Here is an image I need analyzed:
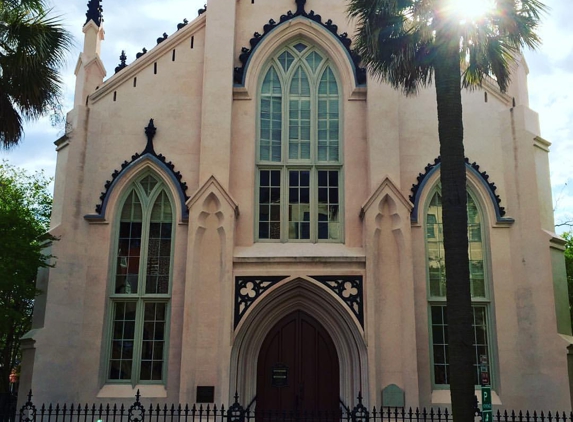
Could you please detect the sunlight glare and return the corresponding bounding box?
[445,0,496,22]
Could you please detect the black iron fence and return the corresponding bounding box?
[2,391,573,422]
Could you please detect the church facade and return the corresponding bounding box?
[20,0,572,412]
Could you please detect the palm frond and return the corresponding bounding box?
[0,93,24,148]
[0,0,72,147]
[348,0,436,94]
[348,0,546,94]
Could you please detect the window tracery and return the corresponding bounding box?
[256,41,343,242]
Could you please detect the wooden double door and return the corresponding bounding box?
[256,311,340,413]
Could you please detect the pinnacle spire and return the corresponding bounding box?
[295,0,306,15]
[115,51,127,74]
[85,0,103,27]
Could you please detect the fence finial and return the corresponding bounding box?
[351,391,369,422]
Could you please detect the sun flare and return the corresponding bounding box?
[445,0,496,22]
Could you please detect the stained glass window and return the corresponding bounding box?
[108,174,173,383]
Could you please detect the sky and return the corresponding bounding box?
[2,0,572,231]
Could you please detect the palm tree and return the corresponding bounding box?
[347,1,545,420]
[0,0,72,148]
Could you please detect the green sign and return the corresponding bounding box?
[482,385,493,421]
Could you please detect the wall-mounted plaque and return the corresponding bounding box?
[271,363,288,387]
[382,384,405,407]
[196,386,215,403]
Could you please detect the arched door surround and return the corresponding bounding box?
[230,276,368,408]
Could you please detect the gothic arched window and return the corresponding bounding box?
[426,188,493,386]
[106,173,173,383]
[256,41,343,242]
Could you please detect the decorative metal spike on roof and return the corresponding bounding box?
[177,19,189,31]
[143,119,157,155]
[156,33,168,45]
[136,48,147,59]
[114,51,127,74]
[85,0,103,27]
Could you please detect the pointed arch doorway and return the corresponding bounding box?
[256,310,340,413]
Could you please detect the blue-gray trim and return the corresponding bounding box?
[410,157,514,224]
[233,0,366,87]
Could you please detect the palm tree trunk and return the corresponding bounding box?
[434,25,476,422]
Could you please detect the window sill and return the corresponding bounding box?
[431,389,501,406]
[97,384,167,398]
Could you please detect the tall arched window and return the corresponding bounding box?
[256,41,342,242]
[426,188,492,386]
[106,173,173,383]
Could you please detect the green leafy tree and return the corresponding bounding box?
[347,1,545,420]
[562,232,573,328]
[0,162,54,394]
[0,0,73,148]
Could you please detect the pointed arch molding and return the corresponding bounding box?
[233,0,366,87]
[230,276,368,407]
[84,119,190,223]
[409,156,514,224]
[234,275,364,329]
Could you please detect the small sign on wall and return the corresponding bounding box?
[196,386,215,403]
[271,363,289,388]
[382,384,405,408]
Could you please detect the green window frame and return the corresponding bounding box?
[106,174,174,384]
[426,188,493,387]
[256,41,343,243]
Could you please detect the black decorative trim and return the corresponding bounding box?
[466,158,506,216]
[156,33,168,45]
[119,18,189,70]
[20,391,36,422]
[136,48,148,59]
[234,275,364,329]
[227,392,245,422]
[93,119,189,216]
[234,276,289,328]
[115,50,127,74]
[177,19,189,31]
[143,119,157,154]
[85,0,103,27]
[310,276,364,327]
[233,0,366,86]
[127,390,144,422]
[198,4,207,15]
[409,156,507,222]
[409,156,441,205]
